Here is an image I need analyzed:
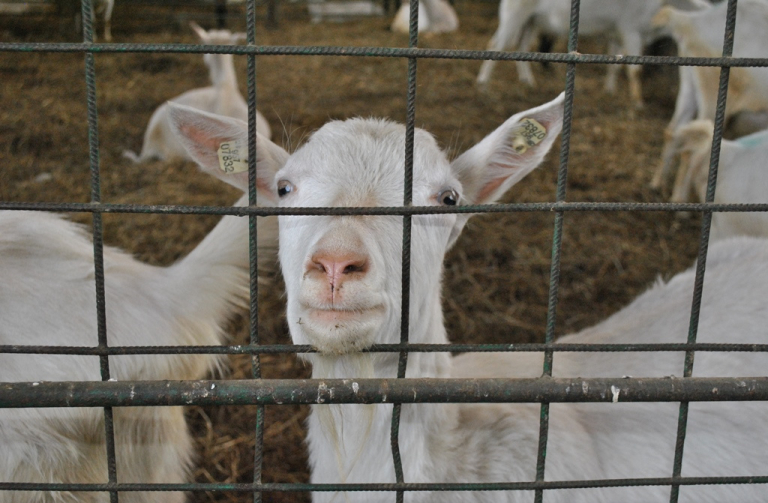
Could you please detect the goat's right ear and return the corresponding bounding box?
[167,103,288,206]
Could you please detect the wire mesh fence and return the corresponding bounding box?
[1,0,767,501]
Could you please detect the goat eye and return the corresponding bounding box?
[277,180,294,198]
[438,189,459,206]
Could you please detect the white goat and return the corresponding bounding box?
[476,0,709,109]
[0,112,283,503]
[390,0,459,34]
[123,22,271,163]
[651,0,768,190]
[177,93,768,502]
[660,119,768,240]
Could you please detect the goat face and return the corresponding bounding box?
[276,119,462,355]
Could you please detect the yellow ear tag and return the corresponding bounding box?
[217,139,249,174]
[511,118,548,154]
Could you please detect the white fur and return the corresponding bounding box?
[659,119,768,240]
[390,0,459,34]
[651,0,768,190]
[308,0,384,23]
[476,0,708,109]
[171,91,768,501]
[123,23,271,164]
[0,106,285,503]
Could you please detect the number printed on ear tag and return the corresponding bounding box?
[217,139,249,174]
[511,118,548,154]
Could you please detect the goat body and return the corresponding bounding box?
[661,119,768,240]
[124,23,271,164]
[0,110,282,502]
[308,0,384,24]
[390,0,459,34]
[177,94,768,502]
[651,0,768,190]
[476,0,708,109]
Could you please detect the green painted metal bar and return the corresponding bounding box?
[669,1,740,501]
[81,0,119,500]
[0,42,766,68]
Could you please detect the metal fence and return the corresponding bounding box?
[1,0,768,501]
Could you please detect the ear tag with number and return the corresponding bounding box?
[511,118,548,154]
[217,139,249,174]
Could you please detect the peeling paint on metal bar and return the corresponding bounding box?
[2,377,768,408]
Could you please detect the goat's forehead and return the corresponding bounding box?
[281,119,451,192]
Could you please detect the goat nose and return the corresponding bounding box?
[309,252,368,290]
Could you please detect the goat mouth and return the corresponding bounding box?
[307,306,384,325]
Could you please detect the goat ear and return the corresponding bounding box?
[167,102,288,206]
[451,93,565,205]
[189,21,208,41]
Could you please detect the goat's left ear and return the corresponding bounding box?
[167,102,288,206]
[451,93,565,205]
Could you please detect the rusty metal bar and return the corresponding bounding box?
[1,476,768,493]
[3,377,768,408]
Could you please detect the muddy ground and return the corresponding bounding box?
[0,2,709,502]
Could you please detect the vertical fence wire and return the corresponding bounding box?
[668,0,739,501]
[391,0,420,500]
[81,0,118,501]
[533,0,579,501]
[245,1,265,501]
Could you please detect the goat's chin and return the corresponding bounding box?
[299,312,383,355]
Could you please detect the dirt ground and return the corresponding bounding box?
[0,2,710,502]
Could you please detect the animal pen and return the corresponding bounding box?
[1,0,768,501]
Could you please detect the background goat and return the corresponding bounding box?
[661,119,768,241]
[123,22,271,163]
[0,115,283,503]
[651,0,768,191]
[390,0,459,34]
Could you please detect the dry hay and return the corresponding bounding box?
[0,2,707,502]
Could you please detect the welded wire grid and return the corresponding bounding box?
[2,0,768,501]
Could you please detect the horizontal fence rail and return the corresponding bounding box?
[4,201,768,216]
[0,41,768,68]
[3,378,768,408]
[4,342,768,355]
